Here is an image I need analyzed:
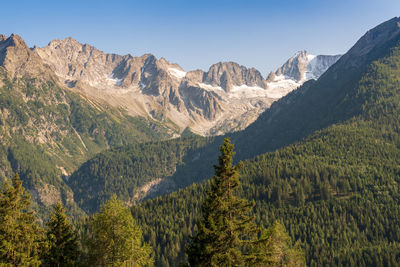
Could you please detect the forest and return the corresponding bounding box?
[0,139,304,266]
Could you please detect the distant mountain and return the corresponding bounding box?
[35,38,339,135]
[266,50,341,98]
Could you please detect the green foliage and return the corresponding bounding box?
[0,174,42,266]
[250,221,305,267]
[86,196,153,266]
[69,136,211,213]
[187,139,259,266]
[131,43,400,266]
[42,202,79,267]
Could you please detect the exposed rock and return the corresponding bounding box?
[265,50,341,99]
[203,62,265,91]
[0,34,54,79]
[0,35,340,136]
[36,183,61,206]
[275,50,341,82]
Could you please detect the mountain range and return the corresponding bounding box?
[1,13,400,267]
[33,37,340,135]
[0,31,340,216]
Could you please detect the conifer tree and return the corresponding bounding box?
[250,221,305,267]
[0,174,42,266]
[87,195,153,266]
[186,138,258,266]
[42,201,79,267]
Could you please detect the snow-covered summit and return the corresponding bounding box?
[265,51,341,98]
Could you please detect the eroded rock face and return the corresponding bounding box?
[0,34,54,79]
[33,37,277,135]
[1,34,340,136]
[203,62,266,92]
[275,50,341,82]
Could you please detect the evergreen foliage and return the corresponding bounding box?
[250,221,305,267]
[42,201,79,267]
[131,43,400,266]
[68,136,211,213]
[187,138,258,266]
[0,174,42,266]
[86,195,153,266]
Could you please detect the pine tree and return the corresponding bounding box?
[0,174,42,266]
[87,195,153,266]
[250,221,305,267]
[186,138,258,266]
[42,201,79,267]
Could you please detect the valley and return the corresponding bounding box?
[0,7,399,267]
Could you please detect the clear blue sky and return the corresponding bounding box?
[1,0,399,75]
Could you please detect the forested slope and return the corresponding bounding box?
[131,31,400,266]
[68,137,211,213]
[70,18,400,213]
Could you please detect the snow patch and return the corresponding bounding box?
[198,82,224,91]
[229,85,268,99]
[107,73,123,86]
[266,75,301,98]
[168,68,187,79]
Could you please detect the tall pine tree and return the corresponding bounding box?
[42,201,79,267]
[186,138,259,266]
[0,174,42,266]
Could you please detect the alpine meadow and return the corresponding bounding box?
[0,2,400,266]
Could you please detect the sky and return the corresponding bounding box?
[1,0,399,75]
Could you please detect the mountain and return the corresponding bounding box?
[0,32,339,216]
[129,17,400,266]
[266,50,341,98]
[68,16,400,215]
[0,34,172,217]
[35,39,339,135]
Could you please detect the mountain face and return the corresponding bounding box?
[0,34,173,217]
[35,38,339,135]
[140,16,400,194]
[0,34,55,80]
[233,17,400,159]
[274,50,341,81]
[266,50,341,98]
[133,17,400,267]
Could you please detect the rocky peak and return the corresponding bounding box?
[0,34,53,79]
[203,62,265,92]
[0,34,7,42]
[274,50,341,82]
[36,37,125,88]
[275,50,312,81]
